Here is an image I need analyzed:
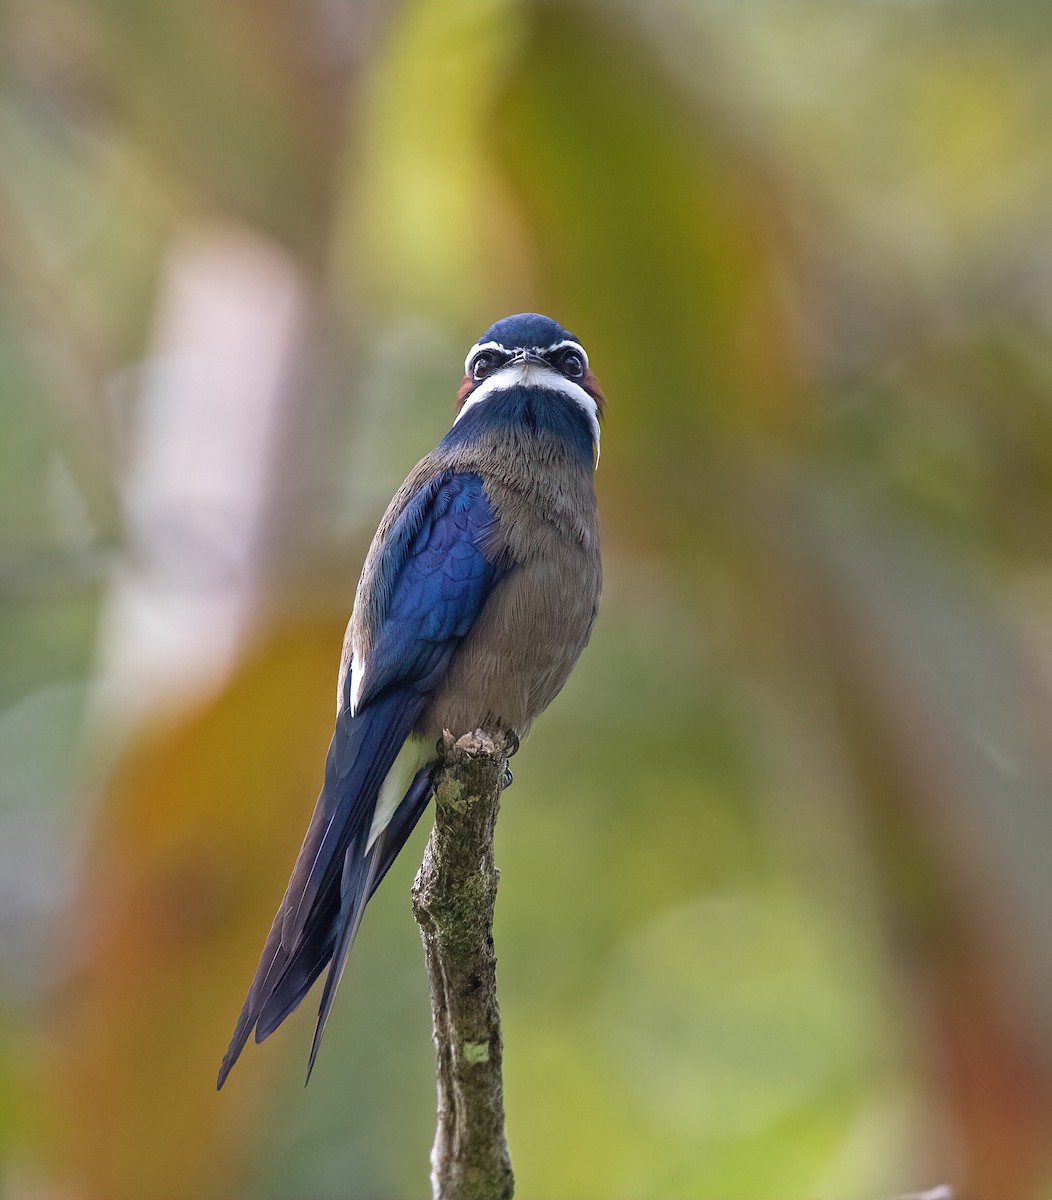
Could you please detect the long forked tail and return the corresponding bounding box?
[217,697,435,1088]
[301,763,435,1080]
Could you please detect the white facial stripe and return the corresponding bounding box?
[454,361,601,462]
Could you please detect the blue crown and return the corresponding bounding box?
[478,313,579,350]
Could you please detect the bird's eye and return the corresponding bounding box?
[560,349,585,379]
[472,351,499,380]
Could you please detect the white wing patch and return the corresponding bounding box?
[348,657,366,717]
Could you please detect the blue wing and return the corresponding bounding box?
[218,471,508,1087]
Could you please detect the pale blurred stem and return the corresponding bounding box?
[411,730,515,1200]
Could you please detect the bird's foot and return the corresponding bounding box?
[501,765,514,790]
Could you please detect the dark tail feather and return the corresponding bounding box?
[303,847,380,1083]
[304,764,437,1082]
[217,898,331,1087]
[252,892,342,1042]
[217,908,292,1088]
[217,759,436,1089]
[217,696,424,1090]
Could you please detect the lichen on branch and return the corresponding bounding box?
[411,729,515,1200]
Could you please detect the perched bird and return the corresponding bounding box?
[218,313,604,1087]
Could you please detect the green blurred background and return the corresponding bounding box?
[3,0,1052,1196]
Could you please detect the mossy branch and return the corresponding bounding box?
[411,730,515,1200]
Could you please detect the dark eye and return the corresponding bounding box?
[559,349,585,379]
[472,351,499,380]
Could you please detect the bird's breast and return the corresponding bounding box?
[417,443,601,741]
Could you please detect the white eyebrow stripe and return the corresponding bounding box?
[463,338,588,375]
[464,340,510,375]
[543,340,589,370]
[454,361,601,466]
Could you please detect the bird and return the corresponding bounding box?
[217,312,604,1087]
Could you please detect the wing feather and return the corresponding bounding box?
[218,472,507,1087]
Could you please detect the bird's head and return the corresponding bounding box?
[454,313,605,465]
